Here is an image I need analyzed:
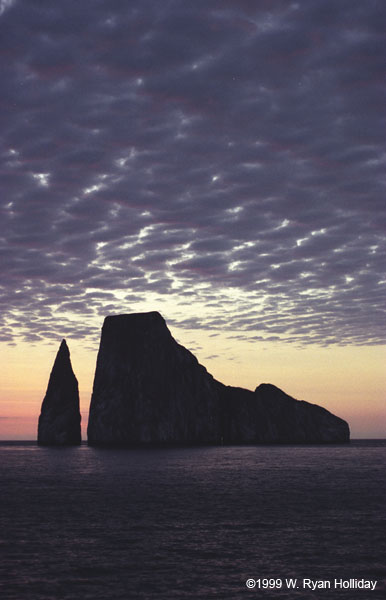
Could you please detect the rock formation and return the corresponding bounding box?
[88,312,222,445]
[221,383,349,444]
[87,312,349,445]
[38,339,81,445]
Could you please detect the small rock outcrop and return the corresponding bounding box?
[221,383,349,444]
[87,312,349,445]
[38,339,81,445]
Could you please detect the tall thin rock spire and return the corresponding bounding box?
[38,339,81,445]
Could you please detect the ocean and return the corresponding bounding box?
[0,440,385,599]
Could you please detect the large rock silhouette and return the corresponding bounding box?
[87,312,349,445]
[88,312,222,445]
[38,339,81,445]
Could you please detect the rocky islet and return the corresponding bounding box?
[38,312,350,445]
[37,339,81,445]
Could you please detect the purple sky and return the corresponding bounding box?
[1,0,385,348]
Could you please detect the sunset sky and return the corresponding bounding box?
[1,0,385,440]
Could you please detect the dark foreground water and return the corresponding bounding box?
[0,441,385,600]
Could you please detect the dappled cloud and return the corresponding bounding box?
[1,0,385,347]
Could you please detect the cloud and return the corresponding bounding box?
[0,0,385,347]
[0,0,14,17]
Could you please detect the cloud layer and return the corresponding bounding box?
[1,0,385,346]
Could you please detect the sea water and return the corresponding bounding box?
[0,441,385,599]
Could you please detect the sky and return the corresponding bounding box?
[1,0,385,439]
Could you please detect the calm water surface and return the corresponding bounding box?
[0,441,385,599]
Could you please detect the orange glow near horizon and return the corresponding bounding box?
[1,334,385,440]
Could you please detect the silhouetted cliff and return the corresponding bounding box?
[87,313,222,444]
[87,312,349,445]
